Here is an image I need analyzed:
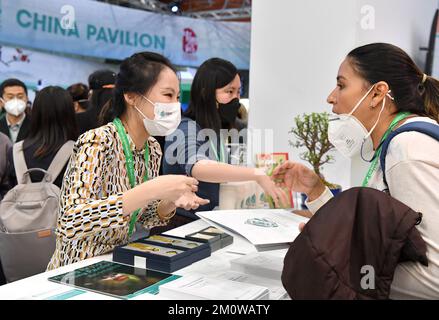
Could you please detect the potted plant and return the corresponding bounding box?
[289,112,342,208]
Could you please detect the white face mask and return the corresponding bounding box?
[328,85,393,160]
[134,95,181,136]
[3,98,26,117]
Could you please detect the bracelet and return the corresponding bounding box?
[158,200,177,221]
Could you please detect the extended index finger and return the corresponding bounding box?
[272,161,294,176]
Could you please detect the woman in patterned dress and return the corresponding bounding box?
[47,52,208,270]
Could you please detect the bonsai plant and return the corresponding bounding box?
[289,112,341,204]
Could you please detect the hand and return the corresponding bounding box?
[255,173,290,208]
[271,161,325,202]
[173,192,210,211]
[150,175,199,202]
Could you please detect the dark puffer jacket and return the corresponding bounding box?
[282,187,428,300]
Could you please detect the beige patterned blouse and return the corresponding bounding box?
[47,122,170,270]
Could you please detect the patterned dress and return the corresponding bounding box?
[47,122,171,270]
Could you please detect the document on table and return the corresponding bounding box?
[211,271,289,300]
[196,209,309,250]
[159,274,269,300]
[16,286,117,300]
[230,252,285,281]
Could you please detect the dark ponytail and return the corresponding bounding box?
[347,43,439,122]
[422,75,439,122]
[99,52,176,124]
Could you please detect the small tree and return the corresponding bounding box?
[289,112,337,188]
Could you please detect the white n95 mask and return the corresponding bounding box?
[328,85,392,160]
[3,98,27,117]
[134,95,181,136]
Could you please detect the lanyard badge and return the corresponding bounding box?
[113,118,149,238]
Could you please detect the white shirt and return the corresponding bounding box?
[306,116,439,299]
[6,113,25,143]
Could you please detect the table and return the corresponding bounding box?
[0,219,292,300]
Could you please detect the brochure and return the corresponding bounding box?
[196,209,309,251]
[48,260,180,299]
[159,274,269,300]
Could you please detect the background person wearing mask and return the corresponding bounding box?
[273,43,439,299]
[47,52,208,270]
[159,57,288,232]
[0,79,31,143]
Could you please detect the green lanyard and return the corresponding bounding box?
[113,118,149,238]
[210,140,226,163]
[362,112,411,187]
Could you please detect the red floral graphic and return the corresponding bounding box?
[183,28,198,54]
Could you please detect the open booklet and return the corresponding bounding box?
[196,209,309,251]
[48,260,181,300]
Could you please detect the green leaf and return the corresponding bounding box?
[289,112,336,186]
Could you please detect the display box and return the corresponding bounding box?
[112,234,211,273]
[185,231,222,252]
[185,227,233,252]
[198,227,234,248]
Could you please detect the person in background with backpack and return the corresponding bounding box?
[273,43,439,299]
[6,86,78,189]
[0,86,78,284]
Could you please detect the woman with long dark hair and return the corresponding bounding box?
[47,52,208,270]
[274,43,439,299]
[7,86,78,188]
[161,58,288,230]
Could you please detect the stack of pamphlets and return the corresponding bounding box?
[159,274,269,300]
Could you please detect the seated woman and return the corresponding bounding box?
[161,58,288,230]
[7,86,78,189]
[47,52,207,270]
[273,43,439,299]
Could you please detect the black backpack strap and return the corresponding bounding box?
[380,121,439,187]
